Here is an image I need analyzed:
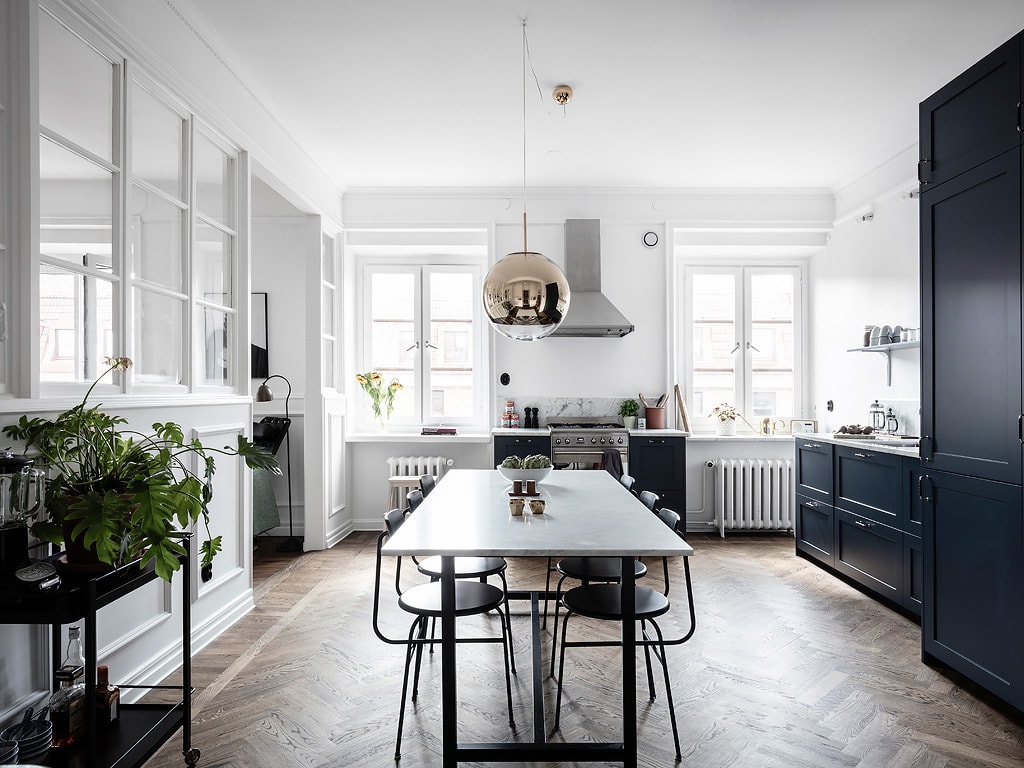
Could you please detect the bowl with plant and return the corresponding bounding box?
[496,454,553,483]
[2,357,279,581]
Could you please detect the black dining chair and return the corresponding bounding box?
[406,488,424,511]
[372,508,516,760]
[638,489,661,512]
[619,473,637,495]
[419,474,436,497]
[552,506,695,761]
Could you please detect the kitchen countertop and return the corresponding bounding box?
[628,428,689,436]
[491,427,690,437]
[794,432,920,458]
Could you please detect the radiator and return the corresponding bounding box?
[712,458,794,537]
[386,455,454,479]
[385,456,454,511]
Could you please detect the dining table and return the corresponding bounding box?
[380,468,695,767]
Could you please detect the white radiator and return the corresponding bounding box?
[712,458,794,537]
[385,456,454,511]
[386,455,454,479]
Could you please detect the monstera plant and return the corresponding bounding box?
[2,357,278,580]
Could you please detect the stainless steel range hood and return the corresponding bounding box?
[551,219,635,337]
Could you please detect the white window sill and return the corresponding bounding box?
[346,431,492,443]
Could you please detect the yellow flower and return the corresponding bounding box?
[389,382,402,393]
[355,374,367,386]
[370,372,383,383]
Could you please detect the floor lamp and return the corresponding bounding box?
[256,374,302,553]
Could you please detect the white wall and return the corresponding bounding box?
[809,153,921,434]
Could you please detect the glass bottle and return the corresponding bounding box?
[64,625,86,685]
[49,666,86,749]
[96,664,120,727]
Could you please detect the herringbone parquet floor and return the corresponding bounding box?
[143,533,1024,767]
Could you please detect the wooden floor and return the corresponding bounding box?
[144,533,1024,767]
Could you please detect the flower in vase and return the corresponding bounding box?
[356,370,403,426]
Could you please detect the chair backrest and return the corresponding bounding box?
[407,488,424,511]
[639,490,660,512]
[619,474,636,492]
[657,506,681,534]
[384,508,406,536]
[419,474,436,497]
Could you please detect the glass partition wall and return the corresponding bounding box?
[37,8,240,393]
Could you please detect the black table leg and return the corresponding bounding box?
[621,555,638,768]
[441,556,458,768]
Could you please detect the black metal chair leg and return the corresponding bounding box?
[641,619,657,701]
[553,610,573,731]
[395,618,422,760]
[498,600,516,728]
[498,570,516,675]
[650,618,681,761]
[542,557,553,629]
[411,615,429,701]
[549,573,570,678]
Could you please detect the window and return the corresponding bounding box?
[359,262,483,428]
[682,264,804,428]
[37,10,241,392]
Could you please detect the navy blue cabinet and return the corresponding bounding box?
[919,31,1024,713]
[628,435,686,512]
[918,33,1022,190]
[795,441,922,618]
[921,471,1024,710]
[493,434,551,466]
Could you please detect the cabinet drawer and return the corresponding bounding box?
[835,508,901,602]
[795,494,834,568]
[834,445,902,527]
[629,437,686,491]
[795,439,833,504]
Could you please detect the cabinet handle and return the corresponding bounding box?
[1018,414,1022,444]
[1018,102,1022,133]
[853,519,874,529]
[804,501,818,508]
[801,442,821,450]
[918,474,933,502]
[853,452,873,459]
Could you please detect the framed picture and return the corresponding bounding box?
[791,419,817,434]
[252,292,269,379]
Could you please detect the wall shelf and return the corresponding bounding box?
[847,341,920,386]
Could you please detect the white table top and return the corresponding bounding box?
[382,469,695,558]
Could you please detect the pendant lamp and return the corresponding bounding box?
[482,21,570,341]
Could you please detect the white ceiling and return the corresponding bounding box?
[178,0,1024,192]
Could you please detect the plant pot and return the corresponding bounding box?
[622,416,637,429]
[60,518,115,574]
[715,418,736,436]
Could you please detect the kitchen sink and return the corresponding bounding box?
[859,435,919,447]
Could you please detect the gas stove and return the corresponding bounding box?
[548,417,629,452]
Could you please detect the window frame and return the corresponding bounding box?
[356,255,485,432]
[680,260,807,431]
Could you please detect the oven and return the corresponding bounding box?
[549,418,629,473]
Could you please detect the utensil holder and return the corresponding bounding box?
[645,407,665,429]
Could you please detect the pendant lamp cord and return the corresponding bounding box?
[521,19,528,255]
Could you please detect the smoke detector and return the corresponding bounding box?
[552,85,573,106]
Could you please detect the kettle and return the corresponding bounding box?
[0,452,46,572]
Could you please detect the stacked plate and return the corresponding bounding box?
[0,739,17,763]
[0,718,51,763]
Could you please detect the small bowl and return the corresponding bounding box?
[496,465,553,484]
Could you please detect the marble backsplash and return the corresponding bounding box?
[495,396,628,426]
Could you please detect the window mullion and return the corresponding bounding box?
[416,267,428,423]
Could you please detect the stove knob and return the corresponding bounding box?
[617,437,625,444]
[599,437,607,444]
[554,438,562,445]
[591,437,598,444]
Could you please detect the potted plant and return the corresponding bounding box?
[1,357,278,581]
[618,398,640,429]
[709,403,738,436]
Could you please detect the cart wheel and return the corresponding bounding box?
[184,747,201,765]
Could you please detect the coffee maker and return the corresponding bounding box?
[0,451,45,573]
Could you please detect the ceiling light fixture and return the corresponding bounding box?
[552,84,573,106]
[482,20,570,341]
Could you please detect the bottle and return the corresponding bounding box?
[96,664,120,727]
[64,625,86,685]
[49,666,86,749]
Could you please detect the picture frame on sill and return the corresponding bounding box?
[791,419,817,434]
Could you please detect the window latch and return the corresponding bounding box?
[424,341,438,350]
[405,342,420,352]
[746,341,760,352]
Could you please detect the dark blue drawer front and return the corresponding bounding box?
[834,446,902,526]
[835,508,902,601]
[795,493,834,568]
[795,440,833,504]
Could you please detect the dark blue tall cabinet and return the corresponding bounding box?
[918,30,1024,711]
